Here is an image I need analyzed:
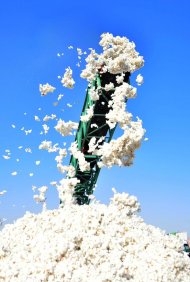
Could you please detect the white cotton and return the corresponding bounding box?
[116,73,125,84]
[25,129,32,135]
[18,146,23,149]
[0,191,189,282]
[80,105,94,122]
[50,181,57,186]
[89,87,100,101]
[0,190,7,196]
[91,123,98,128]
[39,141,59,153]
[39,83,56,96]
[69,142,90,172]
[57,164,76,177]
[81,33,144,82]
[57,94,64,101]
[42,124,49,135]
[11,124,16,128]
[34,115,40,122]
[67,103,72,108]
[32,186,37,192]
[43,114,56,122]
[55,119,78,136]
[29,173,34,177]
[55,148,67,167]
[136,74,144,86]
[33,186,48,211]
[77,48,83,56]
[2,155,10,160]
[61,67,75,89]
[104,82,114,91]
[16,159,20,162]
[105,83,136,130]
[25,148,32,153]
[11,171,17,176]
[97,119,145,168]
[56,177,79,205]
[68,45,73,49]
[35,160,40,166]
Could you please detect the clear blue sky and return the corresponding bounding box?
[0,0,189,235]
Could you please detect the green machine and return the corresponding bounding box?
[70,71,130,205]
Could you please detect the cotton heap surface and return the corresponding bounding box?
[0,192,190,282]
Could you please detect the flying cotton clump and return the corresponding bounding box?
[81,32,144,82]
[55,119,78,136]
[2,155,10,160]
[39,83,56,96]
[34,115,40,122]
[136,74,144,86]
[97,119,145,168]
[43,114,57,122]
[33,185,48,211]
[42,124,49,135]
[0,190,7,196]
[39,141,59,153]
[61,67,75,88]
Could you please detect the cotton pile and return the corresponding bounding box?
[0,192,190,282]
[1,32,189,282]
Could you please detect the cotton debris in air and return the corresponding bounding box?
[39,83,56,96]
[61,67,75,88]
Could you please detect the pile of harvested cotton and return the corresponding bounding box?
[0,192,189,282]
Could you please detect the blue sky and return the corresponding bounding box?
[0,0,190,235]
